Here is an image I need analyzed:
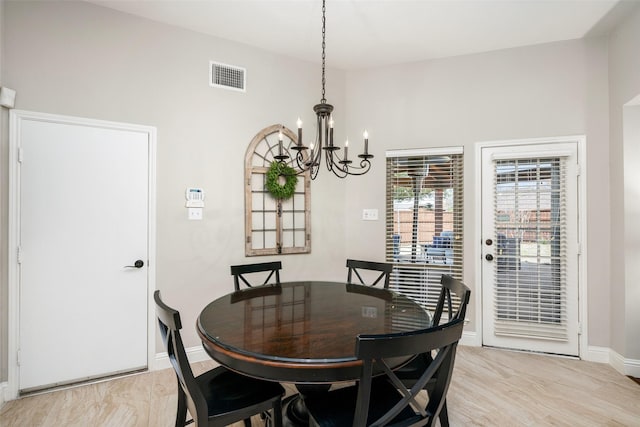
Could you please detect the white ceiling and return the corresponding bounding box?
[86,0,625,70]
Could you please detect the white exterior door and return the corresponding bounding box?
[11,111,155,392]
[481,140,580,356]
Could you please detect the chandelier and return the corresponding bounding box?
[278,0,372,179]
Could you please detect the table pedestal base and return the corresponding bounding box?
[282,384,331,427]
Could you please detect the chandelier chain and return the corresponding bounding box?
[321,0,326,103]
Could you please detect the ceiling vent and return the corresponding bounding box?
[210,61,246,92]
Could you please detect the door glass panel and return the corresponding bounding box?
[494,157,567,339]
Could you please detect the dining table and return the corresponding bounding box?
[197,280,432,426]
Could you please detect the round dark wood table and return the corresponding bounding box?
[197,281,432,425]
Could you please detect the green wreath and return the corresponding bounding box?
[266,162,298,200]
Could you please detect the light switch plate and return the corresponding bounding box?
[0,87,16,108]
[188,208,203,220]
[362,209,378,221]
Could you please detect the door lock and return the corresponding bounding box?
[485,254,494,261]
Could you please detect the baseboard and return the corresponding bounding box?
[584,345,610,364]
[460,330,480,347]
[1,381,8,409]
[153,346,214,371]
[609,349,640,377]
[584,346,640,377]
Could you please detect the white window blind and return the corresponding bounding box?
[385,149,464,312]
[492,156,568,341]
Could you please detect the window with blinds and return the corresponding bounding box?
[385,148,464,312]
[493,156,567,340]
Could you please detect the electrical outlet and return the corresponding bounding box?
[362,209,379,221]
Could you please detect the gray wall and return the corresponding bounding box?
[609,4,640,360]
[2,0,640,382]
[0,0,350,381]
[342,38,612,346]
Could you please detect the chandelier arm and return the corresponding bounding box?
[348,159,373,176]
[325,149,339,173]
[310,161,320,180]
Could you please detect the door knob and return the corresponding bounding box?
[485,254,494,261]
[486,239,493,246]
[125,260,144,268]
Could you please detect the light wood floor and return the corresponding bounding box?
[1,345,639,426]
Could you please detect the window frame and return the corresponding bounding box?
[385,147,464,311]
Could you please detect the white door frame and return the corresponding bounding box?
[474,135,587,358]
[6,110,157,400]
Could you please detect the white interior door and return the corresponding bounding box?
[481,141,580,356]
[14,111,154,392]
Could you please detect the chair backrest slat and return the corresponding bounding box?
[230,261,282,290]
[432,274,471,326]
[346,259,393,289]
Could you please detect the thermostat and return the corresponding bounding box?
[185,187,205,208]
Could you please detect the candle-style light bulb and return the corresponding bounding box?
[309,142,315,164]
[344,140,349,160]
[363,130,369,155]
[296,118,303,147]
[329,116,334,147]
[278,130,283,156]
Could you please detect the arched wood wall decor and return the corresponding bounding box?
[245,124,311,256]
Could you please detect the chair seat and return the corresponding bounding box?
[305,378,419,426]
[198,367,285,417]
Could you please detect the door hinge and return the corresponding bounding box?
[17,246,23,264]
[17,349,21,366]
[18,147,24,163]
[577,322,583,335]
[246,236,251,244]
[576,164,581,177]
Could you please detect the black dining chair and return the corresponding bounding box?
[395,274,471,427]
[304,318,465,427]
[230,261,282,291]
[346,259,393,289]
[154,290,285,427]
